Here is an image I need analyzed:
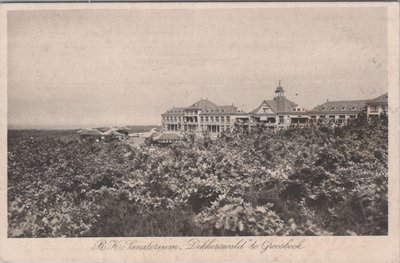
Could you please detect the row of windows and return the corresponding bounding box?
[163,116,231,122]
[164,125,231,132]
[320,105,360,111]
[309,115,356,119]
[165,114,362,123]
[369,105,388,112]
[202,109,242,113]
[163,116,183,122]
[168,108,243,114]
[185,110,198,115]
[201,116,231,122]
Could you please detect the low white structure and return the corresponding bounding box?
[366,93,388,118]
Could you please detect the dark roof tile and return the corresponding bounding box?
[367,93,388,105]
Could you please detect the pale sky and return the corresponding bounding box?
[8,6,388,129]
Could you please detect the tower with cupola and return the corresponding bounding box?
[274,80,285,98]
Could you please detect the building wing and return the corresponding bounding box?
[310,100,368,115]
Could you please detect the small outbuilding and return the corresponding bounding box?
[103,128,125,142]
[143,130,162,145]
[116,126,132,136]
[153,133,181,145]
[78,129,104,142]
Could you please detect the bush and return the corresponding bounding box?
[8,117,388,236]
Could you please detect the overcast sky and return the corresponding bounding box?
[8,6,388,129]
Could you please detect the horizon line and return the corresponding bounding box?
[7,124,162,130]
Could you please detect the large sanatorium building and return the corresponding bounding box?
[161,82,388,134]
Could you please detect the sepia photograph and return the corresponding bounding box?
[5,4,392,240]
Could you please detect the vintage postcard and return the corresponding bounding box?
[0,2,399,263]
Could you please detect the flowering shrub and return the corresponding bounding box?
[8,116,388,236]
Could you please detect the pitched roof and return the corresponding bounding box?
[79,129,104,136]
[103,128,124,136]
[250,97,299,114]
[143,131,161,139]
[367,93,388,105]
[162,107,185,116]
[201,105,243,114]
[96,126,114,132]
[154,133,181,141]
[163,99,246,115]
[187,99,218,110]
[116,126,132,131]
[310,100,368,114]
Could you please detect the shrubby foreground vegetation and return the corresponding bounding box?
[8,115,388,237]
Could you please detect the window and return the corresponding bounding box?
[200,116,204,122]
[210,116,214,122]
[205,116,209,122]
[216,116,219,122]
[279,116,284,124]
[226,116,230,122]
[370,106,378,112]
[263,107,269,113]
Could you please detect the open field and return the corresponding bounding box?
[7,117,388,237]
